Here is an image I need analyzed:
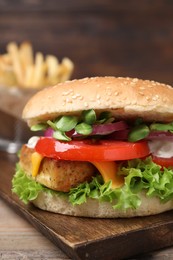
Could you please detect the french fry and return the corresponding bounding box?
[0,41,74,88]
[19,41,34,71]
[47,57,74,85]
[32,52,45,87]
[58,58,74,82]
[7,42,24,86]
[46,55,59,85]
[0,54,11,70]
[0,70,17,86]
[46,55,59,77]
[24,65,34,87]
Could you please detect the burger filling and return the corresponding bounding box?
[12,109,173,210]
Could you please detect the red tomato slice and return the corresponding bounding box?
[152,155,173,168]
[35,137,150,161]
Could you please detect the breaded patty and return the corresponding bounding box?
[20,145,96,192]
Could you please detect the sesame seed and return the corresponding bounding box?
[82,80,89,84]
[155,82,161,86]
[71,93,82,99]
[152,95,159,101]
[151,80,157,85]
[66,98,72,103]
[66,80,71,83]
[132,78,138,82]
[83,77,89,80]
[139,91,144,96]
[105,81,111,84]
[139,86,145,90]
[62,89,73,96]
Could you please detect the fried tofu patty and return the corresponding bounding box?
[20,145,96,192]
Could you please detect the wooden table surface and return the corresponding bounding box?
[1,195,173,260]
[0,197,69,260]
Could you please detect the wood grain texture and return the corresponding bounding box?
[0,1,173,85]
[1,149,173,259]
[0,198,69,260]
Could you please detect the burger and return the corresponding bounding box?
[12,76,173,218]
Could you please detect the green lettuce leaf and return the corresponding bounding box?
[12,157,173,210]
[12,164,62,204]
[12,164,43,204]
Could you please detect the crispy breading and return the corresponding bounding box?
[19,145,96,192]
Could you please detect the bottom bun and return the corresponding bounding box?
[32,191,173,218]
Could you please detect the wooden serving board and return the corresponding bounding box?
[1,151,173,260]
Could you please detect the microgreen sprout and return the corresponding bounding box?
[36,109,114,141]
[30,111,173,143]
[54,116,78,132]
[82,109,97,125]
[150,122,173,133]
[128,125,150,142]
[53,130,71,141]
[75,122,93,135]
[98,111,112,123]
[31,123,47,131]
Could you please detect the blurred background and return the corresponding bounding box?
[1,1,173,258]
[0,0,173,85]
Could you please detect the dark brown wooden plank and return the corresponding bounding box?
[0,0,172,13]
[1,149,173,259]
[0,1,173,84]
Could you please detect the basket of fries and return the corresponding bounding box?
[0,41,74,117]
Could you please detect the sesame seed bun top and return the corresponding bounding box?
[22,76,173,126]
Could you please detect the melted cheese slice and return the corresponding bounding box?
[31,152,44,177]
[31,152,124,189]
[92,161,124,189]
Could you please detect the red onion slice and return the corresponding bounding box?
[44,128,54,137]
[71,120,129,138]
[91,121,129,135]
[45,121,129,139]
[147,131,173,140]
[107,129,129,140]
